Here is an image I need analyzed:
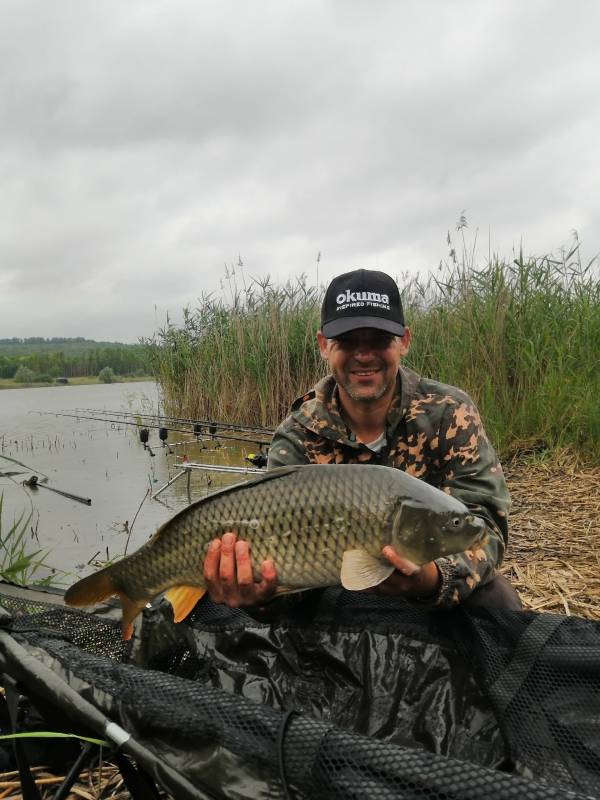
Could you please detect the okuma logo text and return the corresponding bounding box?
[335,289,390,312]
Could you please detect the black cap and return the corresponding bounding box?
[320,268,405,338]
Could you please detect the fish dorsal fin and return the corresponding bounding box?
[164,585,206,623]
[341,550,395,591]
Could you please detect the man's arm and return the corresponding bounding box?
[377,550,442,599]
[430,396,510,607]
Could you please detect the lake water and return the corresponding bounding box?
[0,381,264,587]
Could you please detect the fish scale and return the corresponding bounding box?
[153,466,389,594]
[65,464,487,638]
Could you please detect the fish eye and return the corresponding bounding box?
[451,517,461,527]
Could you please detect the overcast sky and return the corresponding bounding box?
[0,1,598,342]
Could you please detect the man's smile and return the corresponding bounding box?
[348,365,382,377]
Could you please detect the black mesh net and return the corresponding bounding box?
[0,588,599,800]
[456,608,600,796]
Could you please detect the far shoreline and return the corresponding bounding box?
[0,375,154,390]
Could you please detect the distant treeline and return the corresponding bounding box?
[0,337,88,344]
[146,236,600,459]
[0,337,137,354]
[0,340,151,379]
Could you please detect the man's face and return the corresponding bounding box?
[317,327,410,404]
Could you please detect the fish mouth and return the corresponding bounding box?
[470,517,488,547]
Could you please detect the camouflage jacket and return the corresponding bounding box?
[267,366,510,608]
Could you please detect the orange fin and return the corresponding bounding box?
[119,593,147,641]
[64,570,147,641]
[65,569,117,607]
[122,622,134,641]
[164,585,206,623]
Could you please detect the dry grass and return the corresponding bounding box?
[0,762,171,799]
[502,449,600,619]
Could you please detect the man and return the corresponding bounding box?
[204,268,519,610]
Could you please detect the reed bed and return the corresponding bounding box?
[146,275,325,428]
[146,239,600,458]
[402,244,600,459]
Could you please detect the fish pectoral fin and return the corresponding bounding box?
[164,585,206,623]
[341,550,396,591]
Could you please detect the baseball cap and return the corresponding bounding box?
[320,268,405,338]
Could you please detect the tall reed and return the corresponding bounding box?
[145,240,600,457]
[402,244,600,456]
[146,275,325,428]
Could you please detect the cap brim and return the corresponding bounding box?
[321,316,405,338]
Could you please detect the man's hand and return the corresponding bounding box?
[203,531,278,607]
[375,546,441,600]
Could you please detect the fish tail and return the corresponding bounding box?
[64,569,118,607]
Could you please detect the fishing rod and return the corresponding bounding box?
[33,411,272,447]
[23,475,92,505]
[71,408,275,436]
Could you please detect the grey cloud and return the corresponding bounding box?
[0,0,599,341]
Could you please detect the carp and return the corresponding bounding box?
[65,464,487,638]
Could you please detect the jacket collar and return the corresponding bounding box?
[290,364,420,445]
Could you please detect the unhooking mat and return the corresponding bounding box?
[0,584,599,799]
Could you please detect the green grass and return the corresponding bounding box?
[0,494,54,585]
[402,245,600,457]
[145,238,600,459]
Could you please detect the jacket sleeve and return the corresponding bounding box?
[431,396,510,608]
[267,418,311,468]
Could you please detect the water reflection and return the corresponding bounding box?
[0,382,266,585]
